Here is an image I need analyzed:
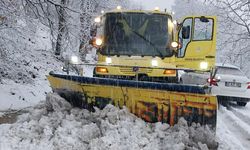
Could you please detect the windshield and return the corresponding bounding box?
[101,12,173,57]
[217,67,244,76]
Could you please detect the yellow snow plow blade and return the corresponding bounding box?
[47,72,217,128]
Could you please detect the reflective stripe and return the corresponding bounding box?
[49,72,206,94]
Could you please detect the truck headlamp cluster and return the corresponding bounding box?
[173,20,177,25]
[151,59,158,67]
[200,62,208,70]
[171,42,178,48]
[95,38,103,46]
[163,69,176,75]
[94,17,101,23]
[96,67,108,73]
[117,6,122,10]
[106,57,112,64]
[154,7,160,11]
[71,55,79,64]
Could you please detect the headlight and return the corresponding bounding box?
[71,55,79,64]
[151,59,158,67]
[95,38,103,46]
[154,7,160,11]
[200,62,208,70]
[117,6,122,10]
[106,57,112,64]
[173,20,177,25]
[163,69,176,75]
[94,17,101,23]
[171,42,178,48]
[96,67,108,73]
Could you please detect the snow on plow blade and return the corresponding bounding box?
[47,72,217,128]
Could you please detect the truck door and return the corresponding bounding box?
[175,16,217,71]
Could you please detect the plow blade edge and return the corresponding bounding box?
[47,72,217,128]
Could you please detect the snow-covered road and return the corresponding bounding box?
[0,93,250,150]
[0,93,218,150]
[217,103,250,150]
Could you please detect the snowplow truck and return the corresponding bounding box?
[48,8,217,128]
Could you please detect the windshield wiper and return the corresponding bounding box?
[130,30,164,58]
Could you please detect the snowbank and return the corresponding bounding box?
[0,93,218,150]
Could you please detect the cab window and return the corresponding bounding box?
[193,18,213,41]
[178,18,192,57]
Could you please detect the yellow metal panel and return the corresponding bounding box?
[174,16,217,71]
[47,75,217,127]
[96,55,177,77]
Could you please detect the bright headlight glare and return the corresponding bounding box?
[171,42,178,48]
[94,17,101,23]
[154,7,160,11]
[173,20,177,25]
[106,57,112,64]
[95,38,103,46]
[117,6,122,10]
[71,56,79,64]
[200,62,208,70]
[151,59,158,67]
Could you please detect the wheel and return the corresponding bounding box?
[237,102,247,106]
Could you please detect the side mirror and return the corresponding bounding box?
[200,16,209,23]
[182,26,190,39]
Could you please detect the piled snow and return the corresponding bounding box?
[0,93,218,150]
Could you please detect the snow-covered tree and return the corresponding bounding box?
[172,0,216,19]
[208,0,250,75]
[79,0,133,57]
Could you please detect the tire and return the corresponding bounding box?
[237,102,247,106]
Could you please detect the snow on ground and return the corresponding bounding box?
[0,76,53,110]
[0,21,64,111]
[1,21,250,149]
[0,93,218,150]
[0,49,63,111]
[217,103,250,150]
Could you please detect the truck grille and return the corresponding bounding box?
[119,67,153,75]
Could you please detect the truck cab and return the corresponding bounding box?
[90,8,216,83]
